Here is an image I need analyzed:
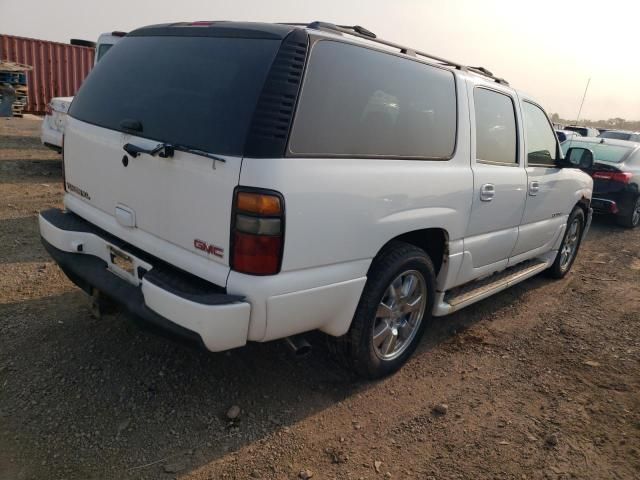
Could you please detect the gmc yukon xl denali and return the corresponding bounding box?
[39,21,594,378]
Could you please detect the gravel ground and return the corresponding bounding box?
[1,117,639,480]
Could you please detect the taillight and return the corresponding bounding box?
[45,103,53,115]
[61,134,67,191]
[592,171,632,184]
[231,189,284,275]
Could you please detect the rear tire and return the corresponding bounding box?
[548,208,585,279]
[616,196,640,228]
[331,241,436,379]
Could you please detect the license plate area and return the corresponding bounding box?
[108,246,138,284]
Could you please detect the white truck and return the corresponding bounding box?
[40,32,125,152]
[39,21,594,378]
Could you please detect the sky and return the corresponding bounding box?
[1,0,639,121]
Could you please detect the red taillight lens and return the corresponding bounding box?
[592,171,632,184]
[232,232,282,275]
[45,103,53,115]
[231,189,284,275]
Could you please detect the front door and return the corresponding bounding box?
[510,100,567,263]
[457,85,527,286]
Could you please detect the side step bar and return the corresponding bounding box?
[433,259,550,316]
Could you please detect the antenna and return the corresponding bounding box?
[574,77,591,127]
[566,77,591,151]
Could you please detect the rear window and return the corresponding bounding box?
[599,131,632,141]
[474,88,518,165]
[564,126,587,136]
[69,36,280,156]
[289,40,457,159]
[95,43,113,62]
[561,141,632,163]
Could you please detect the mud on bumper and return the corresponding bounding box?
[39,209,251,352]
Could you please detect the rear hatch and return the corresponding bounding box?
[64,27,282,272]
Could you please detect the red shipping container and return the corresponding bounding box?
[0,34,94,115]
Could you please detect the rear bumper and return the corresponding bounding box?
[39,209,251,352]
[592,192,636,217]
[591,197,619,214]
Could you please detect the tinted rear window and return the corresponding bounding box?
[289,41,457,158]
[599,131,632,141]
[69,36,279,155]
[561,141,632,163]
[474,88,517,164]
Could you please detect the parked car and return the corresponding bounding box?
[40,31,125,152]
[564,125,600,137]
[561,138,640,227]
[555,129,582,144]
[597,130,640,142]
[39,21,594,378]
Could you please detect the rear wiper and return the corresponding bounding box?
[123,142,226,166]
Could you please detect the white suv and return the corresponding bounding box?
[39,21,594,378]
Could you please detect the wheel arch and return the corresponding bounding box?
[374,228,449,276]
[576,195,590,217]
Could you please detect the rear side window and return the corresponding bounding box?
[522,102,558,166]
[289,41,457,158]
[69,36,280,155]
[473,88,518,165]
[95,43,113,62]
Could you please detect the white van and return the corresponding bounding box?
[39,21,593,377]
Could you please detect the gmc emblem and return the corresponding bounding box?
[194,239,224,258]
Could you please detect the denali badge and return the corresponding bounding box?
[66,182,91,200]
[194,239,224,258]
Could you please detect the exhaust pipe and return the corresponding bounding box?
[284,336,312,358]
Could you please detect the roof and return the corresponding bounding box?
[127,20,509,86]
[128,21,294,40]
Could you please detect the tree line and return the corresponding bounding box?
[550,113,640,131]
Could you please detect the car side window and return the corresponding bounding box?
[289,40,457,159]
[474,88,518,165]
[522,102,558,166]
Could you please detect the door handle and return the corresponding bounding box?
[480,183,495,202]
[529,180,540,196]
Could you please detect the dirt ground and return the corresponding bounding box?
[0,117,639,480]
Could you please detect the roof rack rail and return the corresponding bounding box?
[284,21,509,86]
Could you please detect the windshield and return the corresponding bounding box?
[564,126,587,136]
[561,141,633,163]
[69,35,279,156]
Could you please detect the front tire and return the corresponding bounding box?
[548,207,585,279]
[336,241,436,379]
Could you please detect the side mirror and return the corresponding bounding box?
[561,147,594,170]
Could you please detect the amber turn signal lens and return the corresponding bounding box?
[236,192,281,216]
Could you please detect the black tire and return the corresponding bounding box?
[548,207,585,279]
[330,241,436,379]
[616,196,640,229]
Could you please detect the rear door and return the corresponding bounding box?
[64,32,281,275]
[457,84,526,285]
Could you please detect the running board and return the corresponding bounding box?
[434,259,550,316]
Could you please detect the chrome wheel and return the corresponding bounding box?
[559,217,581,271]
[372,270,427,361]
